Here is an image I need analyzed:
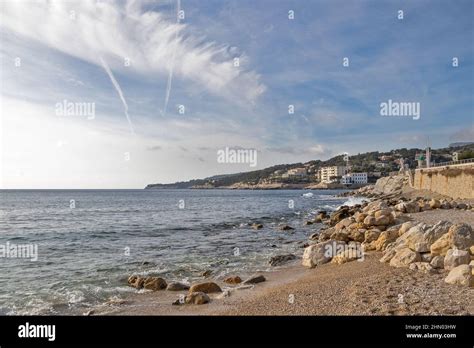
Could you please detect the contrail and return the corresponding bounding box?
[99,56,135,135]
[162,0,181,117]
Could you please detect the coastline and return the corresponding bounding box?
[90,208,474,316]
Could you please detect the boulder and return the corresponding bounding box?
[331,248,363,264]
[429,199,441,209]
[363,215,377,226]
[304,220,314,226]
[330,208,351,225]
[375,228,400,251]
[330,230,350,243]
[223,276,242,285]
[389,248,421,268]
[380,248,397,263]
[242,275,266,284]
[430,255,445,269]
[364,229,381,243]
[269,254,296,266]
[348,229,365,243]
[420,253,432,263]
[302,240,346,268]
[398,221,417,236]
[166,282,190,291]
[127,275,145,289]
[251,223,263,230]
[189,282,222,294]
[143,277,167,291]
[373,215,391,226]
[185,292,210,305]
[398,224,430,252]
[430,223,474,256]
[444,265,473,287]
[444,249,470,270]
[354,212,367,223]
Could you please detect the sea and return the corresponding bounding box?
[0,189,366,315]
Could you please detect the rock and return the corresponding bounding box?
[201,270,213,277]
[429,199,441,209]
[166,282,190,291]
[143,277,167,291]
[440,200,451,209]
[444,265,473,287]
[185,292,210,305]
[302,240,346,268]
[330,230,350,242]
[317,227,334,241]
[420,253,432,262]
[424,221,452,245]
[309,232,319,241]
[251,223,263,230]
[470,245,474,255]
[316,211,328,220]
[223,276,242,284]
[389,248,421,268]
[363,215,377,226]
[373,215,391,226]
[331,248,363,264]
[354,212,367,223]
[398,224,430,252]
[450,201,458,209]
[364,229,381,243]
[409,262,435,273]
[279,224,294,231]
[380,248,397,263]
[189,282,222,294]
[330,208,351,225]
[304,220,314,226]
[375,228,399,251]
[242,275,266,284]
[449,223,474,250]
[269,254,296,266]
[444,249,470,270]
[430,223,474,256]
[348,229,365,243]
[430,255,445,269]
[399,221,417,236]
[127,275,145,289]
[457,203,468,209]
[374,209,393,218]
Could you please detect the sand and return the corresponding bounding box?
[93,252,473,316]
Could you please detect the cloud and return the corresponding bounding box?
[0,0,265,104]
[449,127,474,142]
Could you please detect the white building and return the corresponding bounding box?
[319,166,347,183]
[341,172,368,185]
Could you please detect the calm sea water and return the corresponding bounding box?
[0,189,356,315]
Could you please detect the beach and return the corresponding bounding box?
[93,208,474,316]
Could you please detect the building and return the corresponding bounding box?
[341,172,368,185]
[319,166,347,183]
[287,167,307,177]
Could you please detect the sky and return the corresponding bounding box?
[0,0,473,189]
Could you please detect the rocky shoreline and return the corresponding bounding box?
[89,180,473,315]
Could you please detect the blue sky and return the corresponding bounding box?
[0,0,473,188]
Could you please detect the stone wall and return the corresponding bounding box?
[413,164,474,199]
